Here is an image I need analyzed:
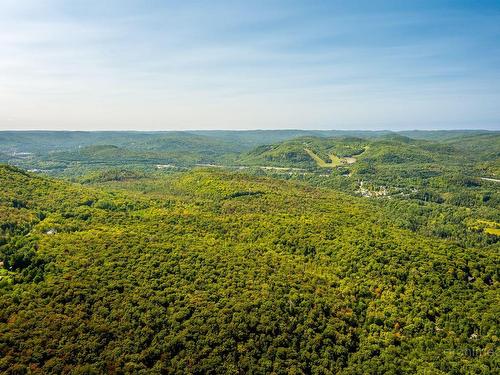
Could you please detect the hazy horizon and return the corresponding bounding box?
[1,1,500,131]
[0,128,499,133]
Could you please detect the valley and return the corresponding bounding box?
[0,130,498,374]
[2,1,499,373]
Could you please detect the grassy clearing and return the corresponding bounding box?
[469,219,500,236]
[304,148,355,168]
[479,220,500,235]
[485,227,500,235]
[344,157,357,164]
[304,148,331,167]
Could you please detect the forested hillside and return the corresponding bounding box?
[1,130,496,175]
[0,164,498,374]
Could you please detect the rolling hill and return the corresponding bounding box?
[0,164,498,373]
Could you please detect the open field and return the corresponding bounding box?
[304,148,357,168]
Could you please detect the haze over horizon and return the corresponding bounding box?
[1,0,500,131]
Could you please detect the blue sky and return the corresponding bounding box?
[1,0,499,130]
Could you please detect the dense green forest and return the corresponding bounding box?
[0,131,499,374]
